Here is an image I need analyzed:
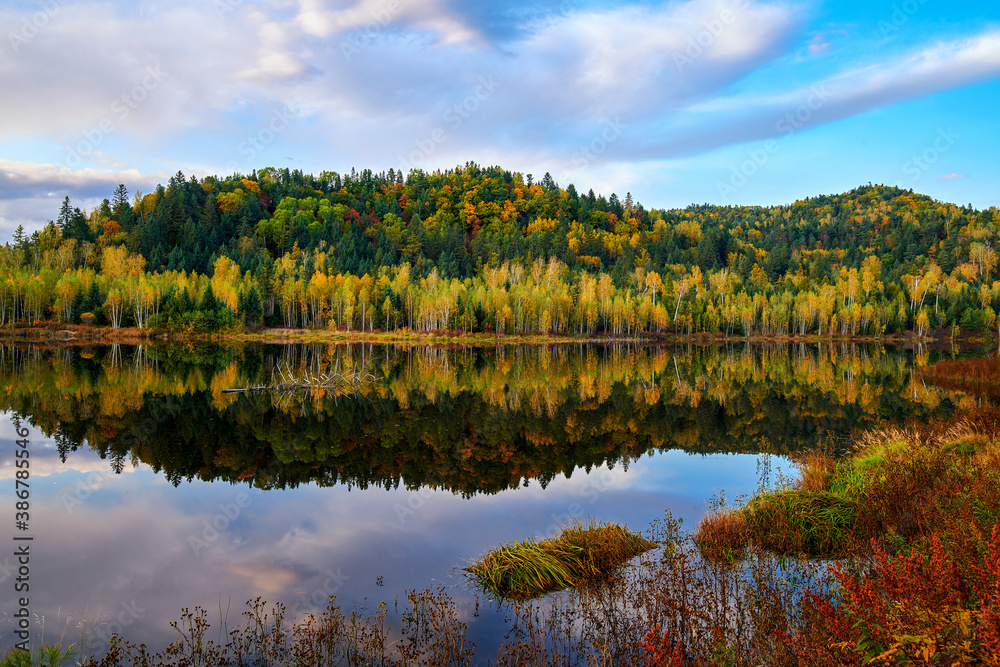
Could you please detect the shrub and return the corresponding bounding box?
[785,527,1000,665]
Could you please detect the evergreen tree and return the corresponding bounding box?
[57,197,73,232]
[201,284,219,312]
[238,286,263,327]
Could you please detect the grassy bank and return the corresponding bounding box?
[697,418,1000,559]
[694,388,1000,663]
[0,320,638,347]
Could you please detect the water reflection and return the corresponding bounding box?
[0,342,965,495]
[0,341,971,657]
[1,418,780,658]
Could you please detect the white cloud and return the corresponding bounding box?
[629,30,1000,161]
[293,0,482,44]
[0,159,163,197]
[0,0,997,224]
[0,1,260,144]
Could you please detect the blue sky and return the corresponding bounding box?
[1,0,998,239]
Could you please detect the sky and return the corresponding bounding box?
[0,0,998,240]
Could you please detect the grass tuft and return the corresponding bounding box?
[742,490,858,556]
[794,451,835,493]
[693,510,749,563]
[466,520,657,600]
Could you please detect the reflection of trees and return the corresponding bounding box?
[0,342,965,495]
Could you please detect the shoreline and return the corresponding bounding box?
[1,321,989,349]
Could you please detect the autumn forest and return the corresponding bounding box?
[4,163,999,338]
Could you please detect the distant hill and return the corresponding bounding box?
[3,164,999,336]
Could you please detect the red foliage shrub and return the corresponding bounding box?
[638,625,685,667]
[784,526,1000,665]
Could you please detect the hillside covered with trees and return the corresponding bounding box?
[2,163,999,337]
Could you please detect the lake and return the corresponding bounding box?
[0,341,968,660]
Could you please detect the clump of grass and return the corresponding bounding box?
[794,451,835,492]
[743,490,858,556]
[0,645,78,667]
[693,510,748,563]
[466,521,657,600]
[466,540,581,599]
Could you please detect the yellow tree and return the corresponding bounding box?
[104,288,126,328]
[860,255,883,300]
[597,272,614,330]
[673,277,691,324]
[708,268,730,306]
[970,242,997,279]
[54,275,78,322]
[211,257,241,312]
[645,271,662,305]
[307,271,330,326]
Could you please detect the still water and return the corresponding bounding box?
[0,342,967,658]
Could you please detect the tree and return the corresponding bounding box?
[112,184,129,213]
[201,283,220,312]
[57,197,73,232]
[238,285,263,327]
[13,225,26,250]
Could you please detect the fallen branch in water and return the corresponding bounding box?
[222,359,378,394]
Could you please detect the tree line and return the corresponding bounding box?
[2,163,999,336]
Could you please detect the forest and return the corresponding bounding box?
[2,163,999,337]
